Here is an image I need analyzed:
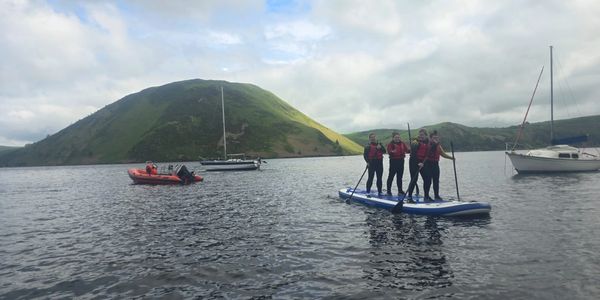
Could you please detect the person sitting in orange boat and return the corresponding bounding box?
[145,161,158,175]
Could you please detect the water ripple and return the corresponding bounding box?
[1,154,600,299]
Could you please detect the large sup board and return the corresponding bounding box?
[339,188,491,216]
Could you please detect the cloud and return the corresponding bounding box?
[207,31,242,45]
[0,100,97,145]
[1,0,600,146]
[265,20,331,41]
[313,0,403,36]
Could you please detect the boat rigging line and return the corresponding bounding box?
[511,66,544,152]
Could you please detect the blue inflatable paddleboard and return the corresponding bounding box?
[339,188,491,216]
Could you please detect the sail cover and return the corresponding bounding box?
[551,135,588,145]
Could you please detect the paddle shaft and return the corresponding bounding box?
[392,137,436,212]
[347,164,369,203]
[450,141,460,201]
[407,123,419,195]
[393,166,419,213]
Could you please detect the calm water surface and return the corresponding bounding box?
[1,151,599,299]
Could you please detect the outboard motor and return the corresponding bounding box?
[176,165,195,184]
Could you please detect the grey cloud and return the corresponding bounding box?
[1,0,600,145]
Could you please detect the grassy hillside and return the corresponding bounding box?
[345,115,600,152]
[0,146,20,155]
[0,79,362,167]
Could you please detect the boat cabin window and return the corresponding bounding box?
[558,153,570,158]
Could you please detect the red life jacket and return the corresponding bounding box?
[146,164,158,174]
[367,143,384,160]
[387,142,406,159]
[416,142,428,161]
[427,143,441,162]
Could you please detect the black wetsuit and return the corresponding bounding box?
[407,160,420,196]
[363,142,386,194]
[423,142,442,199]
[386,142,407,194]
[406,139,428,197]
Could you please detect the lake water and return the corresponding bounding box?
[1,151,599,299]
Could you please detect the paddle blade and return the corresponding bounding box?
[391,195,404,213]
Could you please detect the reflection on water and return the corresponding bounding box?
[362,212,452,297]
[511,172,586,182]
[359,209,494,298]
[444,215,492,228]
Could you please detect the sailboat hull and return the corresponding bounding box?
[506,152,600,173]
[200,160,261,171]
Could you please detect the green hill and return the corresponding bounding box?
[0,146,20,155]
[345,115,600,152]
[0,79,362,167]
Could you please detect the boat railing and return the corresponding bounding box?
[505,142,530,153]
[227,153,248,160]
[157,164,180,175]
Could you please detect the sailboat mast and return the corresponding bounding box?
[221,86,227,160]
[550,45,554,143]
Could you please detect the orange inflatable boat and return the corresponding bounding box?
[128,164,203,185]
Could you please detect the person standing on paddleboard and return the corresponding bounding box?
[386,132,409,196]
[405,128,429,203]
[363,133,386,196]
[422,130,454,201]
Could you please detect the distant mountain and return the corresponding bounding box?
[0,79,362,167]
[345,115,600,152]
[0,146,20,155]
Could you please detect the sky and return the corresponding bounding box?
[1,0,600,146]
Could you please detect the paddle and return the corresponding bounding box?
[392,134,433,213]
[392,172,417,213]
[346,164,369,204]
[407,123,419,195]
[450,141,460,201]
[392,160,427,213]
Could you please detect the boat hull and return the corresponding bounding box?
[505,152,600,173]
[200,160,260,171]
[338,188,491,216]
[128,169,203,185]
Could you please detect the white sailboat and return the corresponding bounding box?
[200,86,261,171]
[506,46,600,173]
